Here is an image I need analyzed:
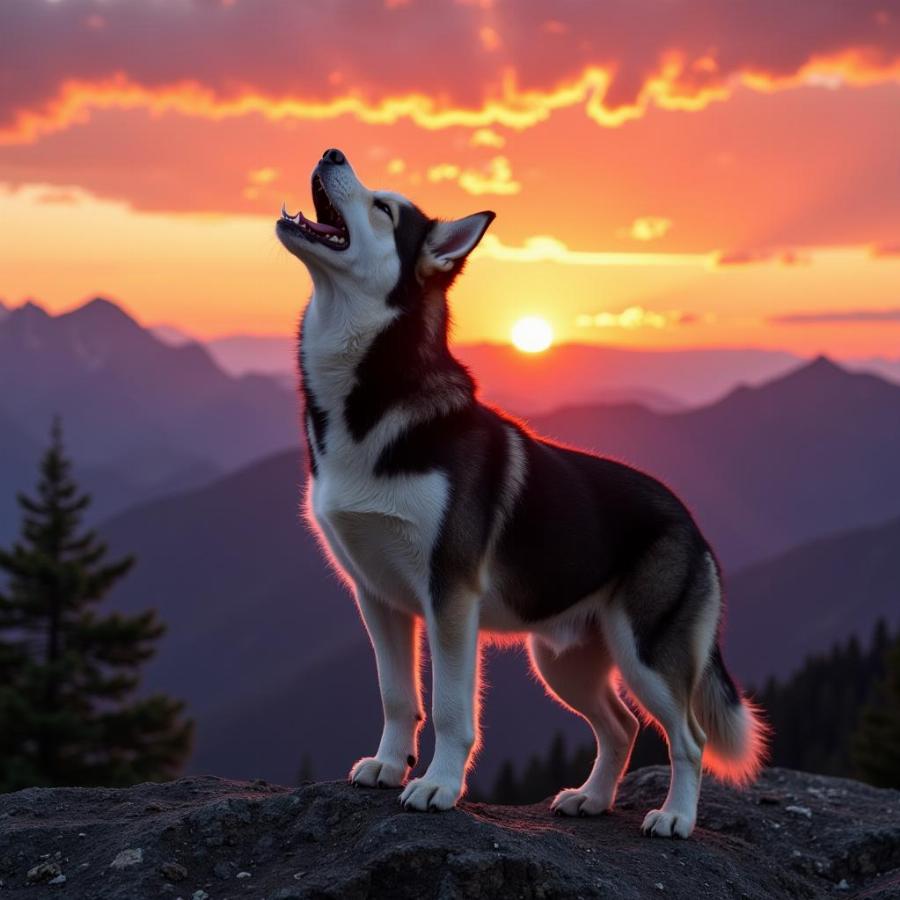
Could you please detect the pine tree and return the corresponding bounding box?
[853,631,900,788]
[0,420,193,792]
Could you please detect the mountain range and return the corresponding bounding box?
[160,326,900,413]
[186,330,803,412]
[94,355,900,785]
[0,298,300,542]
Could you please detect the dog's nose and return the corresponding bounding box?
[322,148,346,165]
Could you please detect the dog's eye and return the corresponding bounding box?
[373,199,393,222]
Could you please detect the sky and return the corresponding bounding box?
[1,0,900,355]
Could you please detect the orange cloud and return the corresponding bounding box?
[476,235,707,267]
[712,248,811,267]
[771,308,900,324]
[2,1,900,145]
[624,216,673,241]
[575,306,696,330]
[870,240,900,257]
[427,156,521,195]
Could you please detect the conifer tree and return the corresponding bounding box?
[853,632,900,789]
[0,420,192,792]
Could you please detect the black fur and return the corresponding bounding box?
[709,643,741,706]
[297,327,328,475]
[343,204,475,442]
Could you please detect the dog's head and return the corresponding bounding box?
[276,149,494,311]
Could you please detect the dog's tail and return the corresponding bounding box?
[694,643,769,786]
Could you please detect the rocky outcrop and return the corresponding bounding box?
[0,767,898,899]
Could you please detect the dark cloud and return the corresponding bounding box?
[1,0,898,141]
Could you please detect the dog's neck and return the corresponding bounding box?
[299,279,476,443]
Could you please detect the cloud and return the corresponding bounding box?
[712,248,810,267]
[247,167,279,186]
[32,188,83,205]
[1,0,899,144]
[469,128,506,148]
[475,234,707,266]
[624,216,672,241]
[575,306,696,330]
[427,156,521,195]
[870,241,900,257]
[770,308,900,324]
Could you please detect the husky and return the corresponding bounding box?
[276,148,767,838]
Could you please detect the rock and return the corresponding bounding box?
[786,804,813,819]
[159,860,188,882]
[0,768,897,898]
[25,860,61,883]
[47,874,67,886]
[109,848,143,869]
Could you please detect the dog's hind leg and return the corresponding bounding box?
[529,631,639,815]
[604,544,720,839]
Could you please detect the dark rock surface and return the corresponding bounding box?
[0,767,898,899]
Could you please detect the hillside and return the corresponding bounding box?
[725,514,900,683]
[1,769,898,899]
[533,356,900,566]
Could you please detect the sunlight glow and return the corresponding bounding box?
[511,316,554,353]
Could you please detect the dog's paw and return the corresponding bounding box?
[551,788,613,817]
[399,775,460,811]
[641,808,695,839]
[349,756,407,788]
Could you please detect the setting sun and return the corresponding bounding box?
[511,316,554,354]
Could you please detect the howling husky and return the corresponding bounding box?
[276,149,766,838]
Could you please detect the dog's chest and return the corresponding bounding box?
[311,451,448,607]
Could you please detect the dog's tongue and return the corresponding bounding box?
[299,211,343,236]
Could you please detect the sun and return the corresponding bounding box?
[511,316,554,354]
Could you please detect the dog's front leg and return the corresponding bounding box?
[349,589,424,789]
[400,592,480,811]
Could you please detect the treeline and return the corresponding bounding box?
[487,622,900,804]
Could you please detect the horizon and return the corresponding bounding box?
[4,294,900,367]
[2,1,900,353]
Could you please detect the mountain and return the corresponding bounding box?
[456,342,803,411]
[0,298,301,540]
[203,335,801,410]
[207,334,297,381]
[0,298,300,472]
[724,514,900,685]
[532,356,900,567]
[96,356,900,784]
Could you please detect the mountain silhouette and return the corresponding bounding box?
[0,298,300,539]
[202,333,802,411]
[725,513,900,685]
[532,355,900,567]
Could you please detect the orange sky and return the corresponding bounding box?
[1,0,899,355]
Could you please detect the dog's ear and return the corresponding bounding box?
[420,211,495,276]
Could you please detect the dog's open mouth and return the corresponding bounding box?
[279,173,349,250]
